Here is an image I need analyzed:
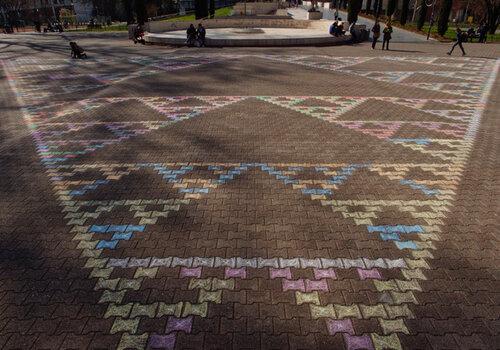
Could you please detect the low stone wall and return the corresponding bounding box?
[132,19,367,37]
[145,18,311,33]
[136,16,369,46]
[307,11,322,20]
[145,32,352,47]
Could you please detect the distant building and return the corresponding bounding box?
[72,1,94,22]
[450,0,474,23]
[1,0,93,25]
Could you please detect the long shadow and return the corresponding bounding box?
[0,64,107,346]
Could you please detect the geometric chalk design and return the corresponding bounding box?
[27,96,247,164]
[257,96,366,122]
[3,53,498,350]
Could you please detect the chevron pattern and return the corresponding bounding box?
[3,53,498,350]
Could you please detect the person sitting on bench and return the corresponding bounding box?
[336,18,345,36]
[186,24,197,46]
[329,19,339,37]
[197,23,206,47]
[70,41,87,59]
[133,24,145,44]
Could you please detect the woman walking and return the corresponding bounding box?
[382,23,393,50]
[447,27,466,56]
[371,20,381,49]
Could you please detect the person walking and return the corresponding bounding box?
[447,27,466,56]
[382,23,392,50]
[371,20,381,49]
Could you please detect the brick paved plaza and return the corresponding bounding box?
[0,35,499,349]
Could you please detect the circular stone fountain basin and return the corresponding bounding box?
[145,27,350,46]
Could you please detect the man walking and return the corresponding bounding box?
[447,27,466,56]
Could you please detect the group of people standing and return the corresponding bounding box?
[371,20,392,50]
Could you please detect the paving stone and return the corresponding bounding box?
[310,304,336,319]
[116,333,148,350]
[110,317,139,334]
[379,319,410,335]
[360,304,388,319]
[295,291,321,305]
[335,304,362,319]
[326,319,355,336]
[371,333,402,350]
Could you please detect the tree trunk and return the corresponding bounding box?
[195,0,208,19]
[348,0,362,22]
[437,0,452,36]
[365,0,372,13]
[387,0,397,18]
[486,1,499,34]
[135,0,147,24]
[122,0,134,24]
[417,0,427,30]
[376,0,383,18]
[400,0,409,25]
[209,0,215,18]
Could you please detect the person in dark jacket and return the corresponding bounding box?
[133,24,145,44]
[329,20,339,37]
[197,23,206,47]
[382,23,392,50]
[336,17,345,36]
[467,27,476,42]
[349,21,357,42]
[186,24,196,46]
[371,20,381,49]
[447,27,466,56]
[478,23,488,43]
